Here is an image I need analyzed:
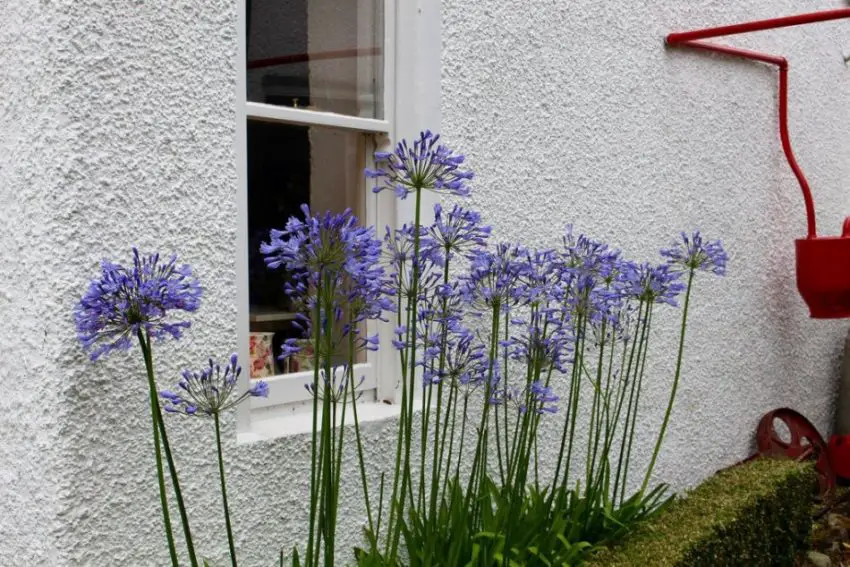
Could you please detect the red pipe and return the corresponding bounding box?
[778,66,817,240]
[667,9,850,44]
[667,9,850,239]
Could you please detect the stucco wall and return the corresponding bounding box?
[1,0,849,565]
[0,1,69,564]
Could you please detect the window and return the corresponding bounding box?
[236,1,441,438]
[236,0,400,433]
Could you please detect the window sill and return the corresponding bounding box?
[238,401,402,444]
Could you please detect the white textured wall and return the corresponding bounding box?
[441,0,850,493]
[1,0,849,565]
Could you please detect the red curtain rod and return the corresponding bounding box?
[666,8,850,239]
[247,47,381,70]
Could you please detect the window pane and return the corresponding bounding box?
[246,0,384,119]
[247,120,367,377]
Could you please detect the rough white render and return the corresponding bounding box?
[1,0,849,565]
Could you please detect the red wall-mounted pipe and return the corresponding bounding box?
[666,8,850,240]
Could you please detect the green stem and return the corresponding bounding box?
[319,279,335,567]
[306,284,323,567]
[389,186,424,562]
[612,301,647,505]
[349,362,377,551]
[641,269,695,494]
[550,313,584,499]
[214,413,238,567]
[154,405,197,567]
[463,303,500,516]
[140,334,179,567]
[620,305,654,504]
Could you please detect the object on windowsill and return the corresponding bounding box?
[249,332,275,378]
[289,339,314,374]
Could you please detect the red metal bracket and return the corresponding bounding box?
[666,9,850,240]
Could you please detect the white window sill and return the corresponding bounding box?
[238,401,402,444]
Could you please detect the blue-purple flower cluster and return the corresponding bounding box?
[261,206,393,361]
[369,130,728,417]
[304,365,366,403]
[661,230,728,275]
[366,131,474,198]
[160,355,268,416]
[252,133,729,421]
[74,249,202,360]
[490,381,559,415]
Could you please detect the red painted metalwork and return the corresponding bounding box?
[666,9,850,318]
[666,9,850,44]
[756,408,835,493]
[828,434,850,480]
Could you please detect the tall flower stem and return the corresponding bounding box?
[388,186,424,562]
[611,301,649,505]
[306,287,323,567]
[428,259,452,519]
[464,302,501,519]
[139,330,199,567]
[349,360,377,551]
[641,268,695,495]
[141,336,179,567]
[619,306,654,504]
[214,412,238,567]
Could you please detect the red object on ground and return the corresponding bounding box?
[756,408,835,493]
[828,435,850,480]
[666,9,850,318]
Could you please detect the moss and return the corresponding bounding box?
[588,458,817,567]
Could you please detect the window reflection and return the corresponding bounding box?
[246,0,383,119]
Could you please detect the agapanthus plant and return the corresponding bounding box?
[74,249,202,567]
[160,355,268,567]
[366,130,474,199]
[72,132,730,567]
[262,206,391,567]
[352,133,729,566]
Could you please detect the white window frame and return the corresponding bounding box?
[235,0,442,439]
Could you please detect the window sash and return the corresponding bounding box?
[244,0,395,135]
[249,362,377,409]
[238,0,396,418]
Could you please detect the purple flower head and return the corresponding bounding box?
[556,227,631,328]
[529,381,559,414]
[561,226,621,279]
[507,317,573,374]
[461,243,530,309]
[490,381,559,415]
[160,355,268,416]
[424,326,488,392]
[261,205,392,337]
[661,231,728,276]
[515,249,561,305]
[278,337,302,361]
[619,263,685,306]
[304,365,365,403]
[366,131,474,199]
[75,249,202,361]
[384,224,441,297]
[391,325,408,351]
[425,204,491,259]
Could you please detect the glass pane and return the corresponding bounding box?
[247,120,367,377]
[246,0,384,119]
